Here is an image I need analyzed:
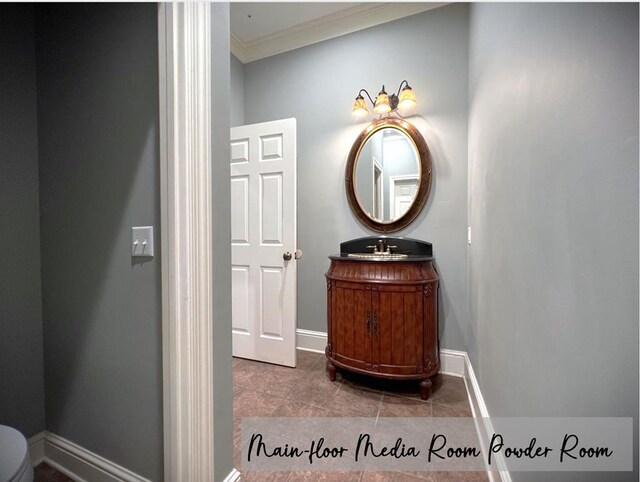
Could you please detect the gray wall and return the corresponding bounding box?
[36,4,163,480]
[212,4,234,481]
[0,5,46,438]
[468,3,638,480]
[244,4,471,351]
[231,53,245,127]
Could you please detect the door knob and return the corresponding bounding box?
[283,252,292,261]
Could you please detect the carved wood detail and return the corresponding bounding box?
[325,257,439,400]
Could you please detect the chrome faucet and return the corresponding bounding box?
[366,239,397,255]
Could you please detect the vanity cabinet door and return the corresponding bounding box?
[330,281,372,370]
[372,285,423,375]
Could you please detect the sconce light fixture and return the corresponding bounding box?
[352,80,417,118]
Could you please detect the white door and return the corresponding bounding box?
[230,118,297,367]
[390,176,419,219]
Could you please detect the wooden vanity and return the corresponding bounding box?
[325,237,439,400]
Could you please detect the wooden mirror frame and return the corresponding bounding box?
[345,117,432,232]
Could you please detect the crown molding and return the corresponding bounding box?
[231,2,447,64]
[230,31,249,63]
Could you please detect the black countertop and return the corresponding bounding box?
[329,254,434,262]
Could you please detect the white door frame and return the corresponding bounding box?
[372,157,383,220]
[158,4,237,481]
[389,174,419,219]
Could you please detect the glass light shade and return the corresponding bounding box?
[373,92,391,114]
[352,95,369,117]
[398,86,417,110]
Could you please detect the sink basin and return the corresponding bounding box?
[347,253,408,259]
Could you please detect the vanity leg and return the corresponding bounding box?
[419,378,432,400]
[326,360,337,382]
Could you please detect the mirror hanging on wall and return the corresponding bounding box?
[354,127,421,223]
[346,117,432,233]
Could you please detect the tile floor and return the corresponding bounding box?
[34,463,73,482]
[234,350,488,482]
[33,351,486,482]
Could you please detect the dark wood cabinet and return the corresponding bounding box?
[325,258,439,399]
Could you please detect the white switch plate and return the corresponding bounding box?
[132,226,154,257]
[467,226,472,245]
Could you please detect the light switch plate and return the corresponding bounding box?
[132,226,154,257]
[467,226,472,245]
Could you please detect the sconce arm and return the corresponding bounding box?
[395,80,410,97]
[359,89,376,105]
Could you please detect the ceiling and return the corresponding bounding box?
[231,3,361,44]
[230,2,446,63]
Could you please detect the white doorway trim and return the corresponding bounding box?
[158,4,234,481]
[389,174,419,219]
[372,157,383,220]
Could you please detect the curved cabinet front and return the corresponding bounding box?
[325,258,439,400]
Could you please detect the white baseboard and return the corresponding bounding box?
[296,329,466,378]
[222,467,241,482]
[296,328,328,354]
[28,431,45,466]
[28,431,151,482]
[438,348,466,377]
[462,352,512,482]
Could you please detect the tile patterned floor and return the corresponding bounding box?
[32,352,485,482]
[234,350,488,482]
[34,463,73,482]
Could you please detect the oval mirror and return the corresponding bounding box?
[346,118,432,232]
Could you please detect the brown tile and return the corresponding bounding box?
[233,448,243,470]
[309,359,345,382]
[286,471,362,481]
[234,361,262,391]
[328,384,382,417]
[295,350,324,370]
[378,395,432,417]
[436,471,489,481]
[272,399,328,417]
[233,419,244,454]
[252,367,307,399]
[401,472,438,481]
[431,401,471,417]
[34,463,73,482]
[240,470,292,481]
[429,376,468,406]
[288,375,342,408]
[234,390,286,418]
[362,471,428,481]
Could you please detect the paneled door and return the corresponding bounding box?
[230,118,297,367]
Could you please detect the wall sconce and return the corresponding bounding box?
[352,80,417,118]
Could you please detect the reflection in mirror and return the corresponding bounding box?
[354,128,420,223]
